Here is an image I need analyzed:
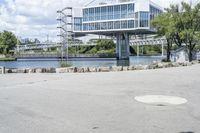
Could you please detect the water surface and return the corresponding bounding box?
[0,56,164,68]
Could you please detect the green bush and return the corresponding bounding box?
[60,62,72,68]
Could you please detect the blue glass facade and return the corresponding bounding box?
[150,5,162,21]
[139,12,149,27]
[74,3,162,32]
[83,3,135,22]
[74,17,82,31]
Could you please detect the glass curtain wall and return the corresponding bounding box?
[150,5,162,20]
[121,4,128,18]
[83,9,89,21]
[83,3,134,22]
[95,7,101,20]
[114,5,121,19]
[74,17,82,31]
[139,12,149,27]
[81,3,135,31]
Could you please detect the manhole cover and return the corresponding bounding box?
[135,95,187,106]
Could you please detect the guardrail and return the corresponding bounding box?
[15,53,116,58]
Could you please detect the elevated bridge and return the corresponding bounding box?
[12,42,96,52]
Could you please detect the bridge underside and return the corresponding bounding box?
[74,29,156,37]
[74,29,156,62]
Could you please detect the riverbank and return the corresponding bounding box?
[0,61,199,74]
[0,57,17,61]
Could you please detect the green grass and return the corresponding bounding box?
[60,62,72,68]
[0,57,17,61]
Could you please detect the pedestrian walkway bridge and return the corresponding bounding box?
[12,38,167,52]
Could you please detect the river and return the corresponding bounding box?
[0,56,164,68]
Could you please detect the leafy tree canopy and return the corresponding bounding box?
[0,31,18,55]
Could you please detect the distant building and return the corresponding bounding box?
[20,38,40,45]
[34,38,40,44]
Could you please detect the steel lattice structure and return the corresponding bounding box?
[57,7,73,60]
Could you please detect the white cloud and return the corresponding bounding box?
[0,0,88,41]
[0,0,195,42]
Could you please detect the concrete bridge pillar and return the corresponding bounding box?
[116,33,130,60]
[116,33,130,66]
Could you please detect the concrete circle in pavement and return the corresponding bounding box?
[135,95,187,106]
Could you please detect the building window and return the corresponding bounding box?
[114,5,120,19]
[107,22,113,29]
[121,20,127,29]
[74,17,82,31]
[83,23,89,31]
[135,12,139,28]
[101,6,107,20]
[121,4,127,19]
[128,4,134,18]
[128,20,134,28]
[107,6,113,20]
[83,9,88,21]
[150,5,162,21]
[114,21,120,29]
[95,23,101,30]
[95,7,101,21]
[140,12,149,27]
[89,8,95,21]
[101,22,107,30]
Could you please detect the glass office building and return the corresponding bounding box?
[73,0,162,33]
[71,0,163,60]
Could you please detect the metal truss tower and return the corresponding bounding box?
[57,7,73,61]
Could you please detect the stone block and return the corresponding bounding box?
[172,62,179,67]
[135,65,144,70]
[84,67,90,72]
[29,69,36,73]
[56,68,68,73]
[99,67,110,72]
[128,66,136,71]
[17,69,26,73]
[122,66,129,71]
[46,68,56,73]
[89,67,97,72]
[77,68,84,73]
[67,67,75,73]
[35,68,43,73]
[111,66,123,71]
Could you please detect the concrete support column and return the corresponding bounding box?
[162,42,164,57]
[116,33,130,60]
[137,43,140,57]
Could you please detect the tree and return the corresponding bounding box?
[151,13,174,61]
[152,2,200,62]
[96,39,115,51]
[0,31,17,55]
[178,2,200,61]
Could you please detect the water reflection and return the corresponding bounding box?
[117,59,130,66]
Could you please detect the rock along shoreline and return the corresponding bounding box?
[0,61,199,74]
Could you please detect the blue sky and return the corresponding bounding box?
[0,0,195,42]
